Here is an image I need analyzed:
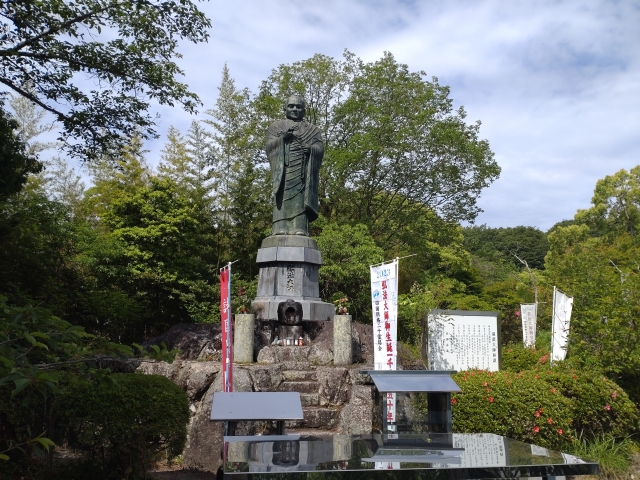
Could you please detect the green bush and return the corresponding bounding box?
[452,370,573,449]
[501,343,550,372]
[451,367,639,450]
[54,373,190,479]
[539,364,639,439]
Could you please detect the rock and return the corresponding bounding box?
[339,385,373,434]
[143,323,222,361]
[316,367,350,406]
[352,322,374,364]
[257,346,279,364]
[249,365,284,392]
[136,360,180,380]
[182,366,255,472]
[308,343,333,365]
[182,382,223,473]
[174,362,220,401]
[286,407,340,429]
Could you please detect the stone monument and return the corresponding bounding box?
[252,95,334,324]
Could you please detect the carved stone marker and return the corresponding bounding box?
[252,96,334,323]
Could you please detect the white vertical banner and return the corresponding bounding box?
[551,287,573,362]
[520,303,537,348]
[371,259,398,423]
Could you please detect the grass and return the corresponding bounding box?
[568,434,637,479]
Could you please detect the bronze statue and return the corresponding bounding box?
[266,95,324,236]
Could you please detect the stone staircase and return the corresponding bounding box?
[276,360,341,432]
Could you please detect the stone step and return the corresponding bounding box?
[300,393,319,407]
[279,346,312,362]
[285,407,340,430]
[280,381,317,394]
[280,361,317,371]
[283,370,317,382]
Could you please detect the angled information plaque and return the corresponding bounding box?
[211,392,304,421]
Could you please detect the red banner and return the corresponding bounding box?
[220,265,233,392]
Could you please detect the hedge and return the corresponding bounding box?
[54,372,190,479]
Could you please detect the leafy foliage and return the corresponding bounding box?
[0,104,42,200]
[54,373,189,479]
[452,370,573,449]
[464,224,549,270]
[0,0,210,159]
[452,368,639,449]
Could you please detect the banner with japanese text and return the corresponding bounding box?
[371,260,398,423]
[551,287,573,363]
[220,265,233,392]
[520,303,537,348]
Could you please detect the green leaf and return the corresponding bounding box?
[0,453,9,460]
[33,437,55,450]
[23,332,36,345]
[11,377,30,397]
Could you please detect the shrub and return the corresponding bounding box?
[539,364,639,439]
[452,370,573,449]
[54,373,189,479]
[501,343,551,372]
[451,367,639,450]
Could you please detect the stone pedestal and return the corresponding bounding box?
[234,314,255,363]
[252,235,334,322]
[333,315,352,365]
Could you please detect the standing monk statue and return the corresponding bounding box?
[266,95,324,236]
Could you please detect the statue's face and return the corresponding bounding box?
[285,98,305,121]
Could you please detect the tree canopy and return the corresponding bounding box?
[0,0,210,158]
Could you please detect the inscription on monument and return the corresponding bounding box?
[286,264,295,292]
[427,311,500,372]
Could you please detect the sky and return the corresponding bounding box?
[59,0,640,231]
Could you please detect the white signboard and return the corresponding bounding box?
[521,303,537,348]
[432,434,506,468]
[551,287,573,363]
[371,260,398,422]
[427,310,500,371]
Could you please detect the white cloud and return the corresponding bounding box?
[86,0,640,230]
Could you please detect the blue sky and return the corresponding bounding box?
[70,0,640,230]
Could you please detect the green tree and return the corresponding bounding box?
[545,226,640,401]
[0,0,210,158]
[463,225,549,271]
[316,221,384,321]
[575,166,640,238]
[0,105,42,200]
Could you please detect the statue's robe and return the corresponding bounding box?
[266,119,324,223]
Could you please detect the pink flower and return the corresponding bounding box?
[612,391,617,398]
[534,426,540,433]
[539,408,544,413]
[551,388,556,394]
[471,372,475,376]
[548,418,553,424]
[558,429,563,435]
[452,398,457,404]
[535,374,539,379]
[515,311,521,317]
[483,382,488,387]
[489,397,494,403]
[535,412,540,418]
[605,405,611,411]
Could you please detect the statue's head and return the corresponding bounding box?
[284,95,306,121]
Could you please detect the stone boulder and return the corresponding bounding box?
[143,323,222,361]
